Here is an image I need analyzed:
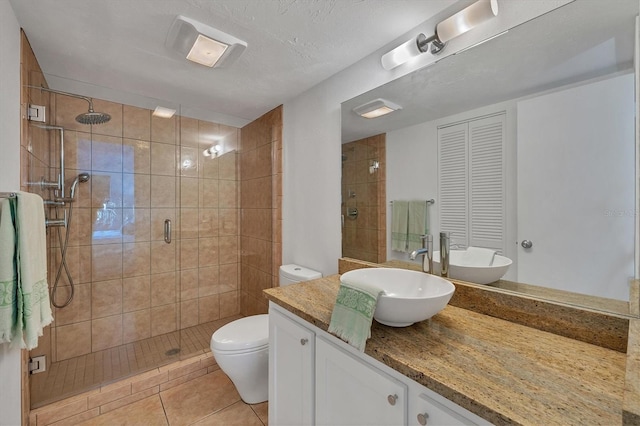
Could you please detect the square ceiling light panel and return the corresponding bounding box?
[166,15,247,68]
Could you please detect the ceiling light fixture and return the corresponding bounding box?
[153,106,176,118]
[381,0,498,70]
[166,15,247,68]
[203,144,222,157]
[353,99,402,119]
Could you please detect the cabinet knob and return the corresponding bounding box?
[300,338,308,345]
[417,412,429,425]
[387,394,398,406]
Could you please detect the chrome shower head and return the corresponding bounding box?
[25,86,111,125]
[70,173,90,199]
[76,100,111,125]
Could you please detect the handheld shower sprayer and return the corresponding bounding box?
[70,173,90,199]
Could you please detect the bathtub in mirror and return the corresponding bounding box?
[341,0,639,316]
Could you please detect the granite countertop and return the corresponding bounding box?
[264,275,627,426]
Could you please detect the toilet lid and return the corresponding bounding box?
[211,314,269,352]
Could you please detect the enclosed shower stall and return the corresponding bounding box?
[23,81,243,408]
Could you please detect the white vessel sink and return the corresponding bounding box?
[340,268,455,327]
[432,250,512,285]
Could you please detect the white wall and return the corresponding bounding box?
[282,0,572,276]
[0,1,24,425]
[385,100,517,277]
[516,73,635,300]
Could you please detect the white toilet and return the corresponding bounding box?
[210,264,322,404]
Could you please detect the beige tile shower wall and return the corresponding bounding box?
[239,106,283,316]
[341,134,386,264]
[41,95,241,362]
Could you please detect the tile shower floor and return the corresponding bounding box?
[31,316,242,408]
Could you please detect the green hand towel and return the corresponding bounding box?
[328,279,383,352]
[0,198,18,344]
[407,200,427,252]
[391,201,409,252]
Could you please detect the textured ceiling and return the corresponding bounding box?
[9,0,452,126]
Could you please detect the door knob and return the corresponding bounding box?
[300,338,308,345]
[521,240,533,249]
[387,394,398,406]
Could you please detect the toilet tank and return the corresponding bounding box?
[279,264,322,286]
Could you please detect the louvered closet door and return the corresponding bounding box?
[438,122,469,247]
[468,115,505,254]
[438,114,505,253]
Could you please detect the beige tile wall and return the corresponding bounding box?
[239,106,283,315]
[25,94,242,364]
[341,134,386,264]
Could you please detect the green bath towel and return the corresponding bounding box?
[328,279,383,352]
[0,193,52,349]
[0,198,18,344]
[15,192,52,349]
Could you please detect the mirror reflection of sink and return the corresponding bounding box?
[340,268,455,327]
[432,250,512,285]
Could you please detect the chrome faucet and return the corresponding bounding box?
[439,232,451,277]
[409,234,433,274]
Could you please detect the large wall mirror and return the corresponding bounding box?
[341,0,639,316]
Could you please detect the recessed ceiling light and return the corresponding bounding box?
[187,34,229,67]
[153,106,176,118]
[353,99,402,119]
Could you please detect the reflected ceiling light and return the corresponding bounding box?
[203,144,222,157]
[381,0,498,70]
[152,106,176,118]
[353,99,402,119]
[166,15,247,68]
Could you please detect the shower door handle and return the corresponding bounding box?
[164,219,172,244]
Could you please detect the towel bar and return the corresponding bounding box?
[0,192,17,199]
[390,199,435,205]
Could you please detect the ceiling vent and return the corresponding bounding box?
[165,15,247,68]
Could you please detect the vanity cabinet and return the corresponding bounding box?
[269,303,490,426]
[269,308,315,426]
[316,337,407,425]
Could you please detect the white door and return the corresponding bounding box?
[315,337,407,426]
[269,308,315,426]
[516,73,635,300]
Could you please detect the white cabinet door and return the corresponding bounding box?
[269,307,315,426]
[315,337,407,426]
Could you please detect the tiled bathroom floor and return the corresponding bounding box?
[31,316,241,407]
[75,371,268,426]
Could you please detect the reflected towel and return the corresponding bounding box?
[391,201,409,252]
[328,278,383,352]
[463,247,496,267]
[15,193,52,349]
[0,198,18,343]
[407,200,427,252]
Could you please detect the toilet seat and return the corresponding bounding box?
[211,314,269,353]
